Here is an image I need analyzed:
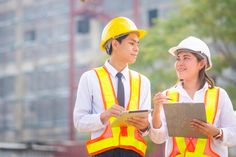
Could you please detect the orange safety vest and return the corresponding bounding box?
[86,67,147,156]
[166,87,220,157]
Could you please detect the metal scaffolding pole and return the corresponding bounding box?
[68,0,76,141]
[133,0,141,27]
[67,0,111,141]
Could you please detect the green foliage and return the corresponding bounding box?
[226,85,236,110]
[181,0,236,41]
[132,16,196,94]
[133,0,236,108]
[180,0,236,69]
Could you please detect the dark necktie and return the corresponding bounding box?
[116,72,125,107]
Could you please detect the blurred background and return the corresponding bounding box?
[0,0,235,156]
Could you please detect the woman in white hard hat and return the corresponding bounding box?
[74,17,151,157]
[149,36,236,157]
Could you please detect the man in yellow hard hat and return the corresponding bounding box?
[73,17,151,157]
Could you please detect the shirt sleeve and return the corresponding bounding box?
[148,89,169,144]
[138,75,152,136]
[149,106,169,144]
[218,88,236,146]
[73,71,106,132]
[139,75,151,110]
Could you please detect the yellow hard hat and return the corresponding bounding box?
[100,16,146,52]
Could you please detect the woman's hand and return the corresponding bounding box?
[152,92,169,129]
[153,92,169,111]
[191,119,221,138]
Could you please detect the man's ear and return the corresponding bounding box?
[111,40,119,50]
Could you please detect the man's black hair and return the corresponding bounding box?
[106,34,129,55]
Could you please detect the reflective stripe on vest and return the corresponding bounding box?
[167,87,220,157]
[86,67,147,156]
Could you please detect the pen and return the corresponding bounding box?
[166,97,172,100]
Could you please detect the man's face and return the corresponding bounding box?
[112,33,140,64]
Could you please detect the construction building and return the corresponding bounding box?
[0,0,174,156]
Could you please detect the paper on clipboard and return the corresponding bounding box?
[163,102,207,138]
[111,109,152,127]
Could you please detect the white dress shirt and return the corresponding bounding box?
[149,82,236,157]
[74,60,151,139]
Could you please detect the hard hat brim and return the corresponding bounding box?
[168,46,183,56]
[169,46,202,56]
[137,29,147,39]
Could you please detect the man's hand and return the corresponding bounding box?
[126,116,149,131]
[100,104,125,124]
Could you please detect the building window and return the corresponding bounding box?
[76,18,90,34]
[148,9,158,27]
[24,30,36,42]
[0,76,15,97]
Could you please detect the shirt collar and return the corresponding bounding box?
[104,60,129,80]
[175,81,209,93]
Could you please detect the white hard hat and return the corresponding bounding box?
[168,36,212,70]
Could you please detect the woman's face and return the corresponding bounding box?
[175,51,205,81]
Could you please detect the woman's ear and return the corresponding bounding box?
[199,59,206,70]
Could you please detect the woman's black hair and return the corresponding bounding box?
[105,34,129,55]
[194,53,215,89]
[176,50,215,89]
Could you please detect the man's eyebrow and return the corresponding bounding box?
[130,39,139,43]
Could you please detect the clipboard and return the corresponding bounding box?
[111,109,152,127]
[163,102,207,138]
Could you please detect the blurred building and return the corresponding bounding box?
[0,142,59,157]
[0,0,100,142]
[0,141,88,157]
[2,1,236,157]
[0,0,174,148]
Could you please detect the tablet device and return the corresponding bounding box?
[111,109,152,127]
[163,102,207,138]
